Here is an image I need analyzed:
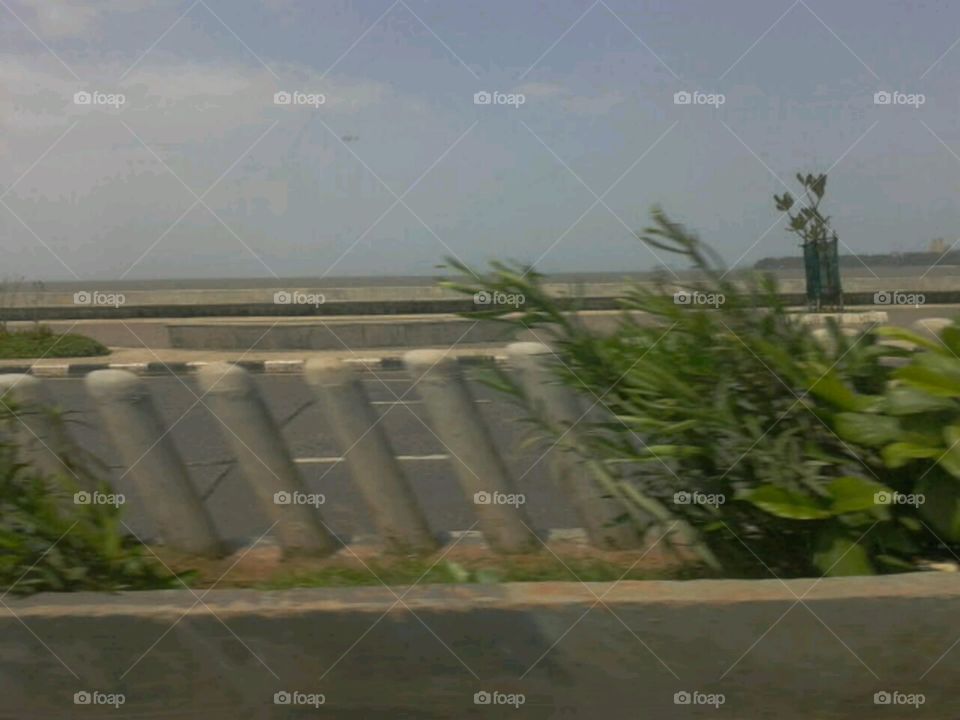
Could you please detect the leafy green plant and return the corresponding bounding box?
[774,172,844,310]
[821,322,960,544]
[774,173,835,250]
[443,208,948,578]
[0,398,185,594]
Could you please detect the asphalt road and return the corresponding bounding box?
[42,369,578,547]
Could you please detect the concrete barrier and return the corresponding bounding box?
[85,370,221,556]
[0,374,88,484]
[4,272,960,320]
[304,357,438,553]
[1,572,957,719]
[506,342,641,550]
[196,363,337,556]
[404,349,538,553]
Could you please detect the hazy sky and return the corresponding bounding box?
[2,0,960,280]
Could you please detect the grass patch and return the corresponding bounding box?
[0,327,108,359]
[239,556,709,590]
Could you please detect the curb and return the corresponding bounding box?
[0,354,509,378]
[2,572,958,719]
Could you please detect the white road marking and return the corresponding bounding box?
[295,454,449,464]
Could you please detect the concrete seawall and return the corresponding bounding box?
[3,573,957,719]
[6,305,955,351]
[4,275,960,320]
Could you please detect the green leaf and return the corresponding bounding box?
[939,425,960,478]
[874,326,943,353]
[940,326,960,356]
[806,369,881,413]
[884,386,956,415]
[834,412,901,447]
[882,442,942,469]
[826,476,888,514]
[813,526,875,576]
[442,561,471,583]
[895,354,960,397]
[739,485,832,520]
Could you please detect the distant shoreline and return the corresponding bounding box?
[8,264,957,292]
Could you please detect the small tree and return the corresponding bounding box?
[774,173,844,311]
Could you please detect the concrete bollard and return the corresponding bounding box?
[196,363,336,555]
[0,374,91,485]
[85,370,221,556]
[811,326,860,353]
[403,350,537,553]
[506,343,641,549]
[304,358,437,553]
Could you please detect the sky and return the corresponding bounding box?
[2,0,960,281]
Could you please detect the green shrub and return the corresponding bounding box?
[823,322,960,544]
[444,208,953,578]
[0,328,108,359]
[0,399,184,594]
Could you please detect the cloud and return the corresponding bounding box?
[9,0,155,39]
[516,82,626,115]
[515,82,567,98]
